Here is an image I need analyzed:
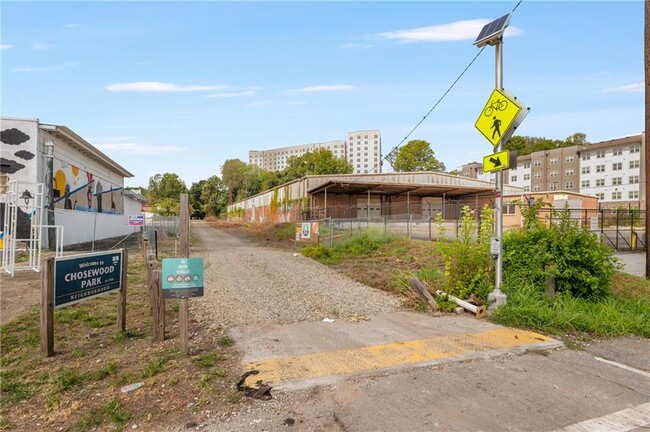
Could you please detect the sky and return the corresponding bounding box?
[1,1,644,188]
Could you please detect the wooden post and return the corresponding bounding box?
[142,238,148,262]
[150,270,165,342]
[117,249,128,332]
[179,193,190,356]
[40,257,54,357]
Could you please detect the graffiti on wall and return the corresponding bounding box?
[53,163,124,214]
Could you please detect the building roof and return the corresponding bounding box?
[577,133,643,152]
[40,124,134,178]
[306,172,522,198]
[124,189,148,203]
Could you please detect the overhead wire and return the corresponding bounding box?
[372,0,524,173]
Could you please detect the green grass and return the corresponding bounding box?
[51,367,86,392]
[91,361,119,381]
[111,328,146,343]
[218,337,234,348]
[301,229,405,265]
[141,348,180,378]
[76,398,131,432]
[193,352,227,368]
[493,278,650,337]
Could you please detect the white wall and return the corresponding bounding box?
[55,209,137,247]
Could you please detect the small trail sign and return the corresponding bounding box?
[161,257,204,298]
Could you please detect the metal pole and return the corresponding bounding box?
[488,38,507,312]
[45,141,55,250]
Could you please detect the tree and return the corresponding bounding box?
[201,175,226,217]
[389,140,446,172]
[283,148,353,182]
[504,133,589,156]
[221,159,249,204]
[147,173,187,202]
[189,180,207,219]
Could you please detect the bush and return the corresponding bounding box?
[436,205,494,302]
[503,203,617,300]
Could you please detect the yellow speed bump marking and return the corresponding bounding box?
[244,328,553,386]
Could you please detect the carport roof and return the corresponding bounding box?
[307,173,518,198]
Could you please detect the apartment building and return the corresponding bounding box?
[249,130,382,174]
[458,133,645,208]
[577,134,643,208]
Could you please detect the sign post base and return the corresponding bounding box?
[487,290,508,315]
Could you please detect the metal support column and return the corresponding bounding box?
[488,38,508,311]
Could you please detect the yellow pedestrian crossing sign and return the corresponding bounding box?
[475,88,521,147]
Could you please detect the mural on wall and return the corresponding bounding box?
[52,161,124,214]
[1,125,38,239]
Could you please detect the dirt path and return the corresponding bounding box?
[0,270,41,324]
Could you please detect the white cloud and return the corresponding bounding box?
[295,84,357,93]
[205,90,256,98]
[13,66,60,72]
[604,83,643,93]
[32,42,51,50]
[96,142,185,155]
[105,81,228,92]
[1,44,14,50]
[378,19,522,43]
[342,42,372,49]
[63,23,82,28]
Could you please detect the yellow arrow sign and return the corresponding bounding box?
[483,150,510,173]
[475,89,522,147]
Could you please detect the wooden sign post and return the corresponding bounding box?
[179,193,190,356]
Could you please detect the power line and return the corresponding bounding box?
[374,0,524,173]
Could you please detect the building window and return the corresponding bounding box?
[581,166,590,174]
[523,174,530,180]
[630,175,640,184]
[612,177,622,186]
[630,145,640,153]
[566,169,574,176]
[629,160,640,169]
[596,150,606,158]
[534,172,541,179]
[550,158,558,165]
[511,175,517,182]
[550,170,558,177]
[533,184,541,191]
[524,162,531,168]
[581,153,591,161]
[612,191,622,200]
[503,203,517,215]
[596,193,604,200]
[565,155,575,162]
[613,148,622,156]
[596,179,605,187]
[523,185,530,192]
[565,181,574,189]
[612,162,622,171]
[534,160,541,167]
[629,191,639,199]
[596,165,605,173]
[581,180,590,188]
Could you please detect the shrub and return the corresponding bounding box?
[436,205,494,302]
[503,203,617,300]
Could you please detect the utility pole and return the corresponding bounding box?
[641,0,650,279]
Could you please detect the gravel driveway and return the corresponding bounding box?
[190,222,401,331]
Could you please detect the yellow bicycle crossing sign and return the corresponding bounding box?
[475,88,522,147]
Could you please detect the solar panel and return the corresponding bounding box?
[474,13,511,48]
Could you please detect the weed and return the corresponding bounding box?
[51,367,85,392]
[111,328,145,343]
[71,348,85,358]
[103,398,131,426]
[193,352,226,368]
[226,391,245,404]
[92,361,119,381]
[172,303,180,313]
[0,416,12,430]
[219,336,234,347]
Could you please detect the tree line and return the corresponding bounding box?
[142,133,587,217]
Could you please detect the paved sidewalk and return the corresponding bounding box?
[614,251,646,277]
[230,311,562,390]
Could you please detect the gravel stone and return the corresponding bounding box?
[190,223,402,331]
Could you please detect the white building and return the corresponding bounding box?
[1,117,140,247]
[249,130,382,174]
[578,134,643,207]
[459,133,645,208]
